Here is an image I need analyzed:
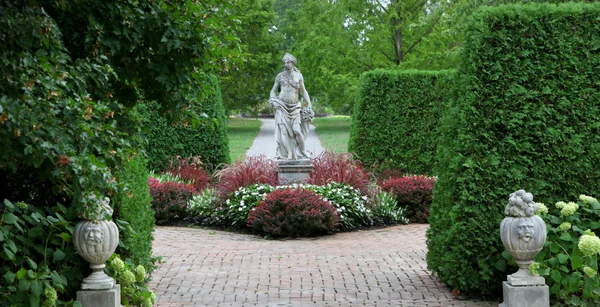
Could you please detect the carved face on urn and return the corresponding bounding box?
[84,225,104,246]
[516,220,536,243]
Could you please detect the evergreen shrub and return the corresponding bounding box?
[138,76,230,171]
[427,3,600,297]
[381,176,435,223]
[247,189,339,237]
[114,157,156,271]
[349,70,453,175]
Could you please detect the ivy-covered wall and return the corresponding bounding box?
[139,76,231,171]
[427,2,600,297]
[348,70,453,175]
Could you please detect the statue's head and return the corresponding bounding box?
[282,53,296,66]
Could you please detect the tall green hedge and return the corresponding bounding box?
[427,3,600,297]
[348,70,453,175]
[114,156,155,271]
[139,76,231,171]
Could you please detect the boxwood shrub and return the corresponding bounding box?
[427,2,600,297]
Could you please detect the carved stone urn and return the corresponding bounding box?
[500,190,546,286]
[73,196,119,290]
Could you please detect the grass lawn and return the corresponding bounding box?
[227,117,262,161]
[312,116,352,153]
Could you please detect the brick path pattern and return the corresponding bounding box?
[149,224,497,307]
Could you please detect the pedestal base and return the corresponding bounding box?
[277,160,312,185]
[77,284,122,307]
[499,281,549,307]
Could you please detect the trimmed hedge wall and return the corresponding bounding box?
[348,70,453,175]
[139,76,230,171]
[114,156,155,271]
[427,3,600,297]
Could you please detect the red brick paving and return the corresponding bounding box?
[148,224,498,307]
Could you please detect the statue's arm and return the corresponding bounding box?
[299,74,311,107]
[269,75,280,100]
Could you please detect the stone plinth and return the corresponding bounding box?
[499,281,549,307]
[77,284,122,307]
[277,159,312,185]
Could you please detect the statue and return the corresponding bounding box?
[269,53,314,160]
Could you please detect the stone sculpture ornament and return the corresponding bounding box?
[73,195,119,290]
[500,190,547,286]
[269,53,314,160]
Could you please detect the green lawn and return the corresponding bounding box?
[227,117,262,162]
[312,116,352,153]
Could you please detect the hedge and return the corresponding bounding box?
[114,156,156,271]
[348,70,453,175]
[426,3,600,297]
[139,76,231,171]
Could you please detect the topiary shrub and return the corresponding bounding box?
[214,155,278,198]
[113,156,156,272]
[381,176,435,223]
[137,76,231,172]
[247,188,339,237]
[148,178,196,224]
[427,3,600,297]
[308,152,374,197]
[349,70,453,175]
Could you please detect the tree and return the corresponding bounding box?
[0,0,243,215]
[220,0,283,113]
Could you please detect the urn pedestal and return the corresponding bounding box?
[499,190,549,307]
[73,219,119,289]
[73,196,122,307]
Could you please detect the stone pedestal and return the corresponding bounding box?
[277,159,313,185]
[77,284,122,307]
[499,281,549,307]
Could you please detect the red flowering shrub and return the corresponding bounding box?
[165,156,211,192]
[381,176,436,223]
[308,152,373,196]
[148,178,196,224]
[214,155,278,198]
[247,189,339,237]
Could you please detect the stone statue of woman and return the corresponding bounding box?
[269,53,314,160]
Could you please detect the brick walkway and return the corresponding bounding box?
[148,224,497,307]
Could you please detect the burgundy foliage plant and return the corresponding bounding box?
[214,155,278,198]
[308,152,373,196]
[165,156,210,192]
[148,177,197,224]
[247,188,339,237]
[381,175,436,223]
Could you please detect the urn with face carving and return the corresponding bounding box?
[72,196,119,289]
[500,190,547,284]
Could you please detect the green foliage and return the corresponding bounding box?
[0,200,86,306]
[308,183,373,230]
[369,192,409,226]
[114,157,156,272]
[532,196,600,305]
[1,0,243,216]
[349,70,453,174]
[217,184,276,227]
[106,255,155,307]
[138,77,230,171]
[427,3,600,297]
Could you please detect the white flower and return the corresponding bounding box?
[340,215,344,219]
[336,208,342,212]
[238,207,243,211]
[240,200,245,206]
[226,199,230,204]
[362,196,367,200]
